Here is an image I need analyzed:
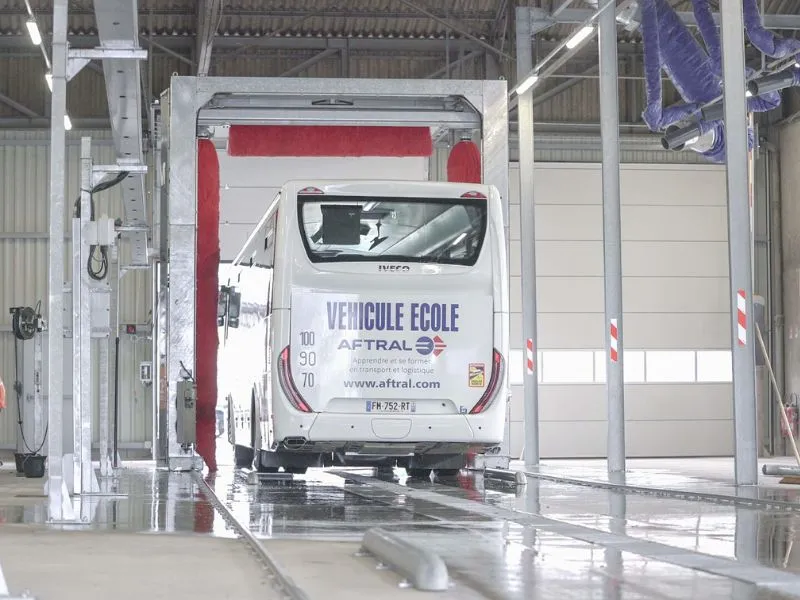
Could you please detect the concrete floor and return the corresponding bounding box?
[1,457,800,598]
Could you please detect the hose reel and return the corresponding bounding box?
[9,306,42,341]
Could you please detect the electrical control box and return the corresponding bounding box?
[139,361,153,385]
[176,379,197,445]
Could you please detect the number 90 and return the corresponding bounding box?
[298,351,316,367]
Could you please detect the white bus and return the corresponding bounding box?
[226,179,508,478]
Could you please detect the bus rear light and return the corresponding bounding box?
[461,191,487,199]
[299,186,324,195]
[278,346,313,413]
[469,349,504,414]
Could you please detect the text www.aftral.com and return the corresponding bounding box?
[343,378,441,389]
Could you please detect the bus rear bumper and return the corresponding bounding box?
[304,411,502,447]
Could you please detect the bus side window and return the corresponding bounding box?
[266,276,273,316]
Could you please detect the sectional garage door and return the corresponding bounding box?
[506,163,734,458]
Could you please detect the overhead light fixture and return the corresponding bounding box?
[63,115,72,131]
[25,19,42,46]
[45,73,53,92]
[565,25,595,50]
[516,73,540,95]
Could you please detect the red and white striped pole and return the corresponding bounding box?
[526,338,534,375]
[609,319,619,363]
[737,289,747,346]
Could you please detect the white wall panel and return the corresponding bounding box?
[537,277,604,313]
[626,420,733,457]
[621,166,728,206]
[622,277,730,313]
[536,241,605,276]
[623,242,730,277]
[622,206,728,241]
[519,383,732,423]
[532,419,735,458]
[535,205,603,240]
[535,277,730,314]
[538,314,605,349]
[623,314,731,349]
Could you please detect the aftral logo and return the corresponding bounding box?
[416,335,446,357]
[335,335,447,355]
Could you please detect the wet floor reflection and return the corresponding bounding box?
[417,469,800,576]
[2,463,800,598]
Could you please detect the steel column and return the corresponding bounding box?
[33,333,44,453]
[74,137,96,497]
[598,0,625,474]
[100,245,119,475]
[165,78,201,470]
[515,7,540,468]
[720,0,758,486]
[46,0,70,522]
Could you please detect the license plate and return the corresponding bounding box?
[365,400,417,413]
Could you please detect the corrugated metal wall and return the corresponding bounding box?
[0,129,152,452]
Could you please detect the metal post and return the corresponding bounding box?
[99,334,110,476]
[71,215,82,490]
[75,137,95,496]
[720,0,758,486]
[515,7,540,468]
[166,79,201,471]
[99,245,118,477]
[46,0,69,522]
[599,0,625,474]
[108,245,120,468]
[33,332,44,451]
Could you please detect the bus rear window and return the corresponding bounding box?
[298,195,487,266]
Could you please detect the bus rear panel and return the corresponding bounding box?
[262,180,508,465]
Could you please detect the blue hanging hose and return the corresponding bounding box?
[638,0,797,163]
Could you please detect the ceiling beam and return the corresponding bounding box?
[395,0,513,60]
[425,51,484,79]
[0,33,645,58]
[533,64,600,107]
[552,0,577,17]
[0,91,40,118]
[139,35,194,66]
[0,8,499,21]
[549,7,800,30]
[279,48,339,77]
[196,0,222,76]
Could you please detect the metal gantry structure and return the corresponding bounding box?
[515,0,759,485]
[36,0,766,516]
[157,76,511,471]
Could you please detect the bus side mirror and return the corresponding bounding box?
[217,287,229,327]
[228,290,241,329]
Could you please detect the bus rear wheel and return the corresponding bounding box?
[234,444,254,468]
[435,468,461,479]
